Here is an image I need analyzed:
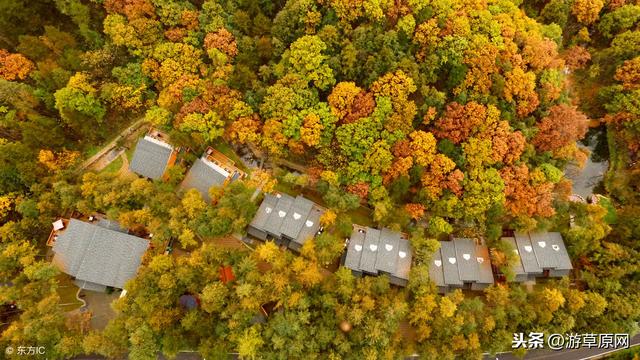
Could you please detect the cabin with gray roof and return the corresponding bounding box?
[129,131,177,180]
[505,232,573,282]
[181,147,246,202]
[342,225,412,287]
[246,193,325,252]
[428,238,494,293]
[49,218,149,292]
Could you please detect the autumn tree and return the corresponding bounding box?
[614,56,640,90]
[287,35,335,90]
[54,72,107,138]
[563,46,591,71]
[500,164,555,219]
[0,49,34,80]
[532,104,589,152]
[503,67,540,117]
[433,102,486,144]
[572,0,605,25]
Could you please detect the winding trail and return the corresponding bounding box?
[78,118,147,171]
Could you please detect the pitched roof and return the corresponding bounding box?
[129,136,174,179]
[529,232,559,269]
[359,228,381,274]
[281,196,314,240]
[52,219,149,289]
[429,239,494,288]
[453,238,480,282]
[475,244,494,285]
[293,206,323,247]
[502,232,572,280]
[428,246,446,287]
[263,193,295,235]
[344,227,366,271]
[440,241,463,286]
[344,226,413,285]
[393,237,412,282]
[96,219,128,233]
[248,193,325,247]
[181,157,229,201]
[546,232,573,271]
[514,232,543,274]
[250,193,279,230]
[375,228,400,274]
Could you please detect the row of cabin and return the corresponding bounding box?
[245,194,411,286]
[48,196,574,294]
[129,130,245,201]
[428,238,495,293]
[343,225,412,287]
[428,232,573,293]
[247,193,325,252]
[48,133,574,293]
[247,194,574,290]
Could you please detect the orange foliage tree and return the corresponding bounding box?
[500,164,555,218]
[404,203,426,220]
[0,49,34,81]
[204,28,238,58]
[433,102,486,144]
[563,46,591,71]
[614,56,640,90]
[532,104,589,152]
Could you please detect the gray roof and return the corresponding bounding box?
[294,206,323,247]
[359,228,381,274]
[344,226,413,285]
[129,136,174,179]
[249,193,279,230]
[248,193,324,247]
[393,237,412,281]
[429,239,494,288]
[503,237,526,276]
[440,241,463,286]
[263,193,294,235]
[52,219,149,289]
[514,232,543,274]
[343,225,413,286]
[453,238,480,282]
[546,232,573,271]
[375,228,400,274]
[344,228,366,271]
[428,246,445,287]
[281,196,314,240]
[530,232,564,269]
[96,219,127,233]
[181,158,228,201]
[475,245,494,285]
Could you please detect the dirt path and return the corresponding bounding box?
[79,118,147,171]
[117,152,131,177]
[90,147,124,172]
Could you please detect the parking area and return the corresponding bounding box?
[79,289,120,330]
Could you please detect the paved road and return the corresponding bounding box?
[565,131,609,200]
[486,333,640,360]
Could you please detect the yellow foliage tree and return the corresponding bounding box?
[38,149,81,171]
[572,0,604,25]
